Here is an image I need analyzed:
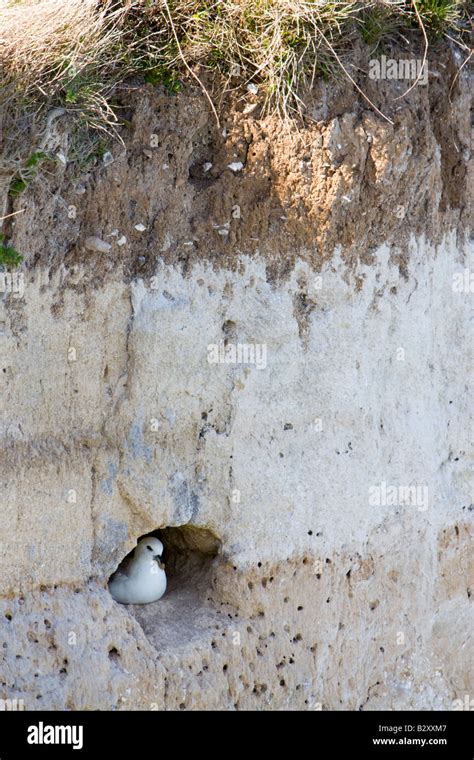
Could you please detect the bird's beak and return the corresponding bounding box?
[154,555,165,569]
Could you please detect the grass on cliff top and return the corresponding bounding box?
[0,0,471,173]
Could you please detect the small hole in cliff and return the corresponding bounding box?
[112,525,222,654]
[108,647,120,662]
[5,613,12,621]
[222,320,236,340]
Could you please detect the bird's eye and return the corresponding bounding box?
[147,545,153,551]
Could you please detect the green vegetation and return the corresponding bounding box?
[0,0,470,168]
[144,66,182,93]
[8,151,48,197]
[0,233,23,268]
[415,0,466,35]
[359,6,402,46]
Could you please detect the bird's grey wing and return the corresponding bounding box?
[109,568,125,583]
[110,550,135,581]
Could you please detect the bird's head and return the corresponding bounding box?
[136,536,164,561]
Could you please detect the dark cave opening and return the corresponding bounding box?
[112,525,223,652]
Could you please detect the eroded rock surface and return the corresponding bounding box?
[0,51,472,709]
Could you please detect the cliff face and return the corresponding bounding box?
[0,47,472,710]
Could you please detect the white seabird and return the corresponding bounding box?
[108,537,167,604]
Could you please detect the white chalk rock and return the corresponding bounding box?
[84,236,111,253]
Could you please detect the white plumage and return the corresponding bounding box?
[108,537,167,604]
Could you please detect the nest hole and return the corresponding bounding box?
[117,525,223,654]
[153,525,220,584]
